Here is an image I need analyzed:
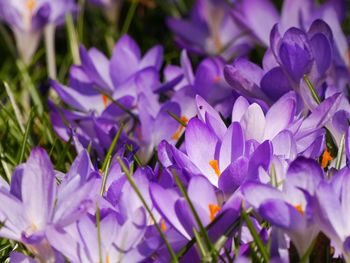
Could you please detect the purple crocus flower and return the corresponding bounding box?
[0,0,77,63]
[167,0,252,60]
[158,112,272,192]
[225,19,348,112]
[242,157,324,258]
[231,0,349,67]
[50,35,180,162]
[159,50,239,120]
[47,164,159,262]
[0,148,100,262]
[150,175,242,260]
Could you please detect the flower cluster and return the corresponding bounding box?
[0,0,349,262]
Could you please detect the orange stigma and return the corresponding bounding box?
[171,116,188,140]
[294,204,304,216]
[213,76,221,84]
[26,0,36,12]
[208,204,221,222]
[106,254,110,263]
[161,219,167,232]
[102,95,109,108]
[209,160,221,177]
[321,148,332,168]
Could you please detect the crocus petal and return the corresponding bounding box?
[46,226,80,262]
[21,148,56,230]
[231,96,250,122]
[224,58,268,101]
[316,182,346,243]
[150,183,191,239]
[260,67,292,102]
[271,130,297,159]
[231,0,279,46]
[219,122,245,171]
[285,157,324,195]
[140,45,164,71]
[242,182,284,208]
[263,93,296,140]
[187,176,217,211]
[278,28,313,82]
[110,35,141,86]
[219,157,249,195]
[240,103,266,142]
[185,118,220,186]
[309,33,332,76]
[259,199,303,230]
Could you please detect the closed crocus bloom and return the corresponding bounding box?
[0,0,76,64]
[89,0,123,24]
[315,168,350,262]
[167,0,252,60]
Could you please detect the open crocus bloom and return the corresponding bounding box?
[0,0,76,63]
[150,175,242,260]
[242,157,324,258]
[0,148,100,262]
[158,115,272,192]
[50,35,180,161]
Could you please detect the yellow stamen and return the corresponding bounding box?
[209,160,221,177]
[26,0,36,12]
[321,148,333,168]
[102,95,109,108]
[294,204,304,216]
[171,116,188,140]
[208,204,221,222]
[161,219,167,232]
[106,254,110,263]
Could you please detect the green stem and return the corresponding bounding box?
[172,170,215,261]
[44,24,57,79]
[95,203,103,263]
[303,75,321,105]
[120,0,138,35]
[241,209,269,262]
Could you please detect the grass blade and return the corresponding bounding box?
[241,209,269,262]
[17,109,35,164]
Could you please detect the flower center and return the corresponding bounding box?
[171,116,188,140]
[209,160,221,177]
[160,219,167,232]
[321,148,332,168]
[102,95,109,108]
[208,204,221,222]
[213,75,221,84]
[294,204,304,216]
[26,0,36,12]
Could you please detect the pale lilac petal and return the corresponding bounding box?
[22,148,56,230]
[231,96,249,122]
[110,35,141,86]
[264,93,296,140]
[242,182,284,208]
[240,103,266,142]
[185,118,220,186]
